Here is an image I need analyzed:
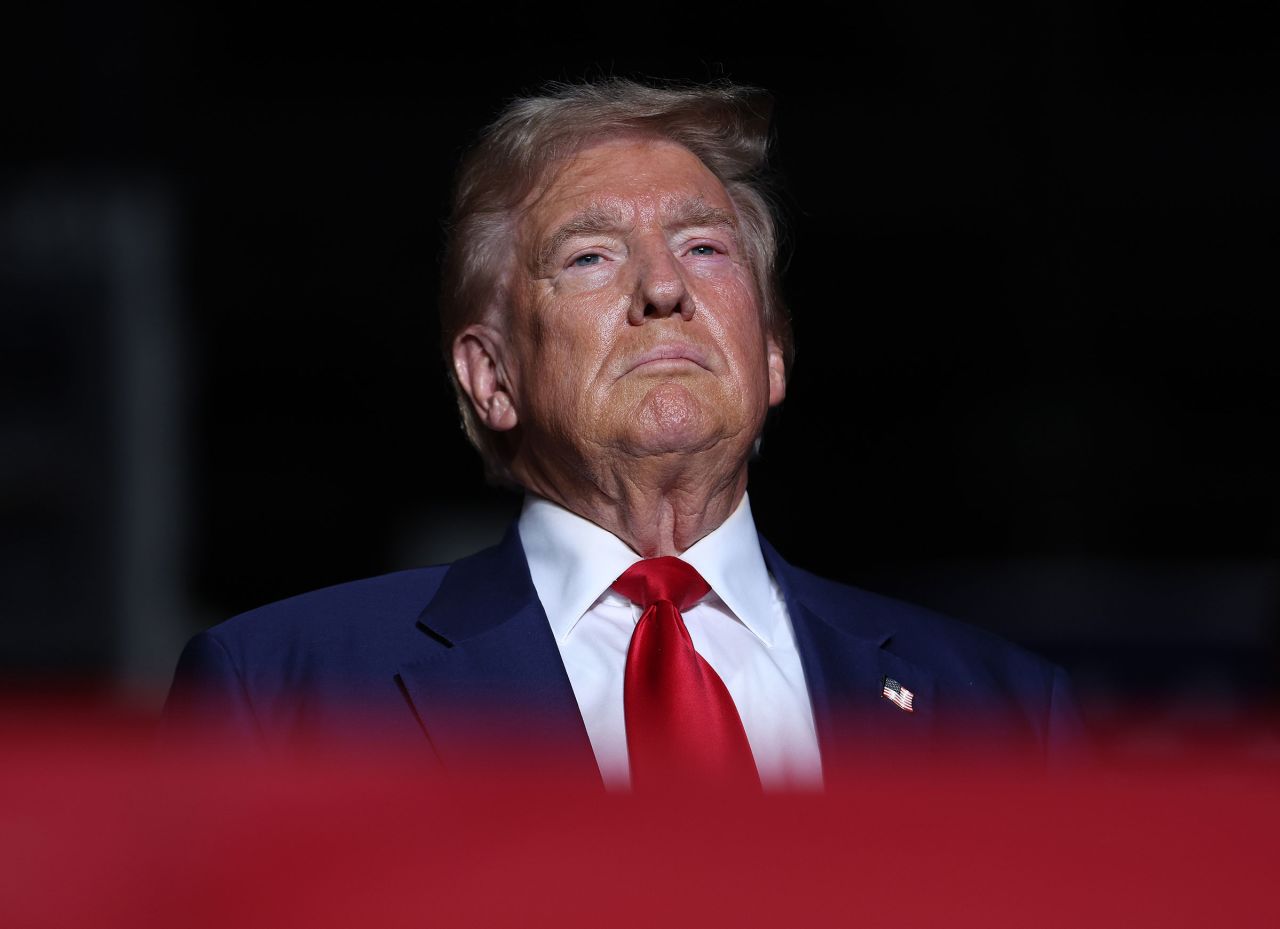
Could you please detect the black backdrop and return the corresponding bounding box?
[3,3,1277,739]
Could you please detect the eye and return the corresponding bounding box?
[688,244,719,257]
[571,253,604,267]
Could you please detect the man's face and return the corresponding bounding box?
[495,137,786,477]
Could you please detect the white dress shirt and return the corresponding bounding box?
[519,493,824,791]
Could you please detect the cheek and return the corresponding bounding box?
[543,297,616,360]
[706,278,770,371]
[523,291,619,399]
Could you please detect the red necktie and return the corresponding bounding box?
[612,557,760,790]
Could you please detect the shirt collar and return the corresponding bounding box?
[518,492,779,647]
[680,494,780,647]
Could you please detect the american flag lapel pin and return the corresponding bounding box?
[881,676,915,712]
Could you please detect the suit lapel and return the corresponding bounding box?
[397,526,600,785]
[760,539,937,772]
[397,525,936,783]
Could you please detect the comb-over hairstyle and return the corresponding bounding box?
[439,78,793,483]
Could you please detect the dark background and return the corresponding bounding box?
[3,2,1277,754]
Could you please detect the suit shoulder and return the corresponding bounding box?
[166,566,452,744]
[202,566,450,653]
[782,562,1059,681]
[777,559,1086,759]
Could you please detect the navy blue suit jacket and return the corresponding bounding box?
[165,525,1083,780]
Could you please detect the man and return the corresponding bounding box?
[165,80,1082,789]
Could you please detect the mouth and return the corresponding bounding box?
[623,343,712,375]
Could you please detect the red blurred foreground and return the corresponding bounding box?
[3,703,1278,929]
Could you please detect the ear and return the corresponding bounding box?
[766,337,787,407]
[452,324,519,432]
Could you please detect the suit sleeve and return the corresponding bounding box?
[159,631,266,749]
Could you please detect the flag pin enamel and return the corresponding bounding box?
[881,676,915,712]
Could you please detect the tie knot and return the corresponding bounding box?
[611,557,710,612]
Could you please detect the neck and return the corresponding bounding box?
[515,452,749,557]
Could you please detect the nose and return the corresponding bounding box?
[629,242,693,324]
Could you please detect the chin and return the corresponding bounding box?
[620,383,729,457]
[637,381,700,428]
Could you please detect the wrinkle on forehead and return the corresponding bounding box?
[519,132,691,211]
[518,136,740,266]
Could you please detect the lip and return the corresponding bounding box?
[623,343,712,375]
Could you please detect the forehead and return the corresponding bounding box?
[521,137,735,234]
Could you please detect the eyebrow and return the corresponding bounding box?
[534,197,740,271]
[665,198,739,237]
[536,204,629,271]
